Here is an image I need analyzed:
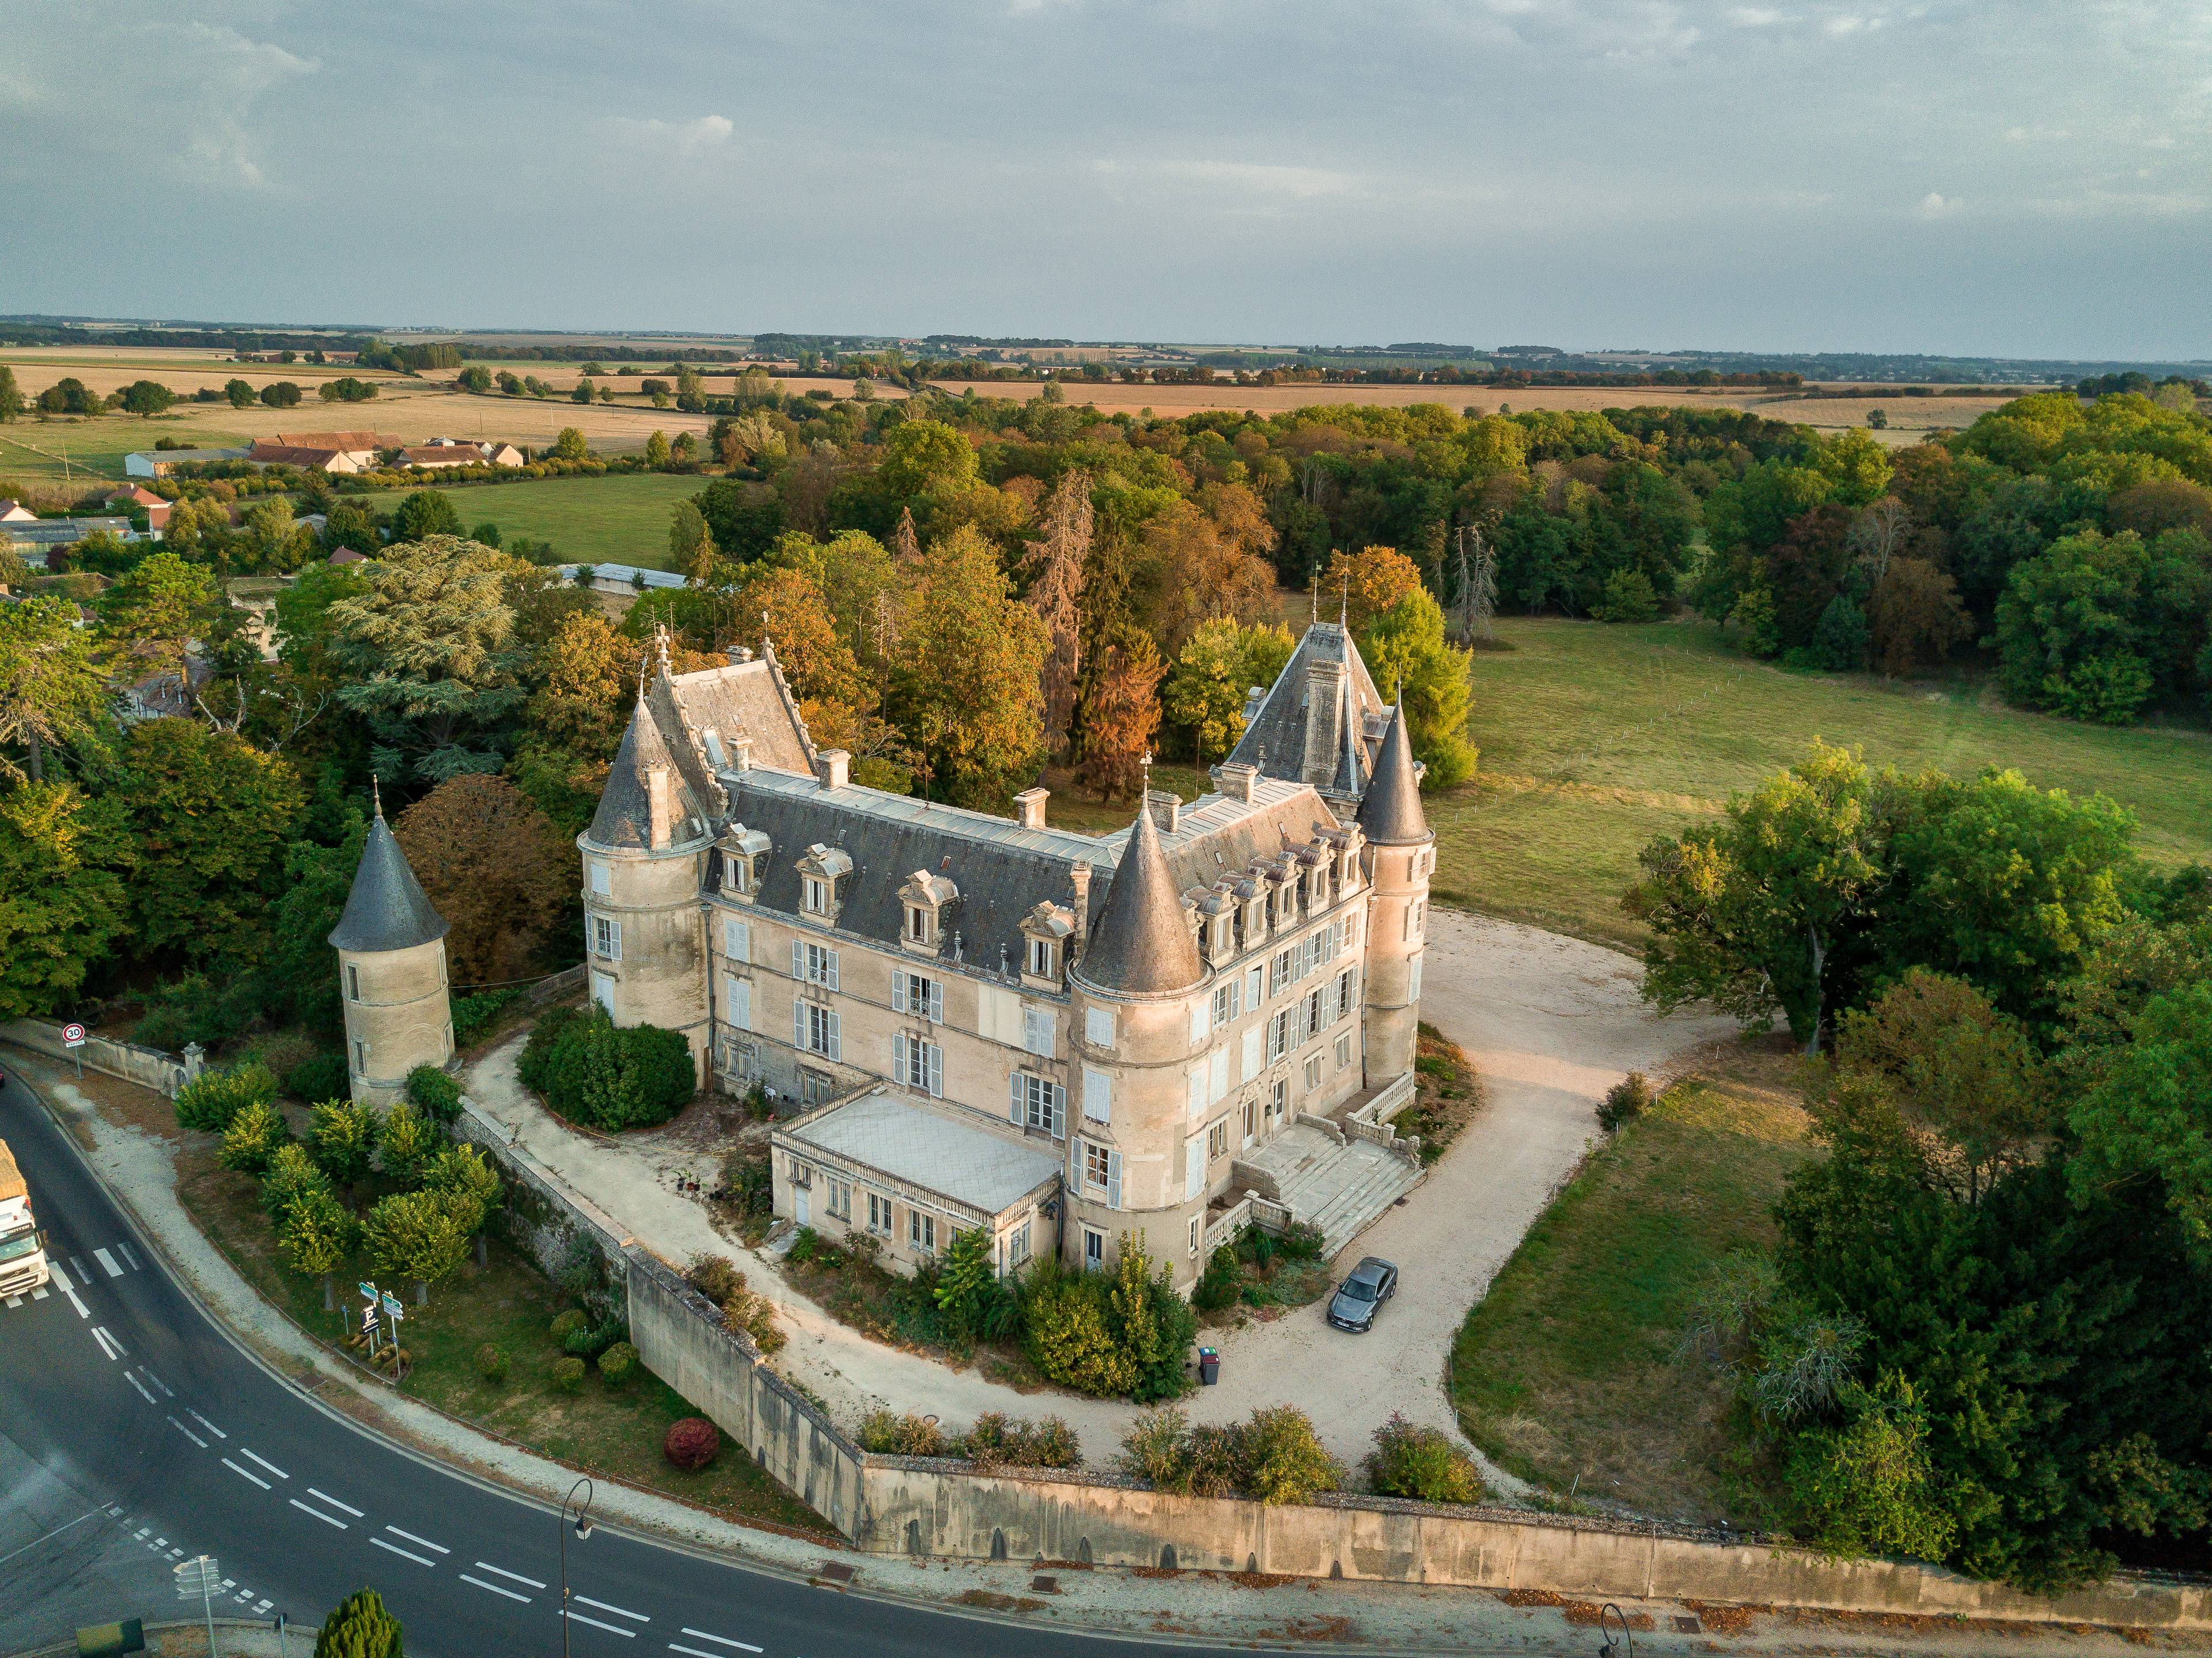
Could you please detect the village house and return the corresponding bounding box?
[575,620,1434,1288]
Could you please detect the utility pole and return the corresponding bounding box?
[175,1555,221,1657]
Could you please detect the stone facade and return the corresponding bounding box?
[576,624,1431,1288]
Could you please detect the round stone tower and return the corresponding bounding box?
[1357,700,1433,1084]
[328,790,454,1105]
[577,694,713,1071]
[1067,795,1215,1288]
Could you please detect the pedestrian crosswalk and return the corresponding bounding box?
[1,1238,146,1311]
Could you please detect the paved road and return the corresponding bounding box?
[0,1070,1296,1658]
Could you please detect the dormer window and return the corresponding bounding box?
[897,869,959,955]
[1020,899,1074,987]
[796,843,853,924]
[1028,937,1058,978]
[720,825,770,901]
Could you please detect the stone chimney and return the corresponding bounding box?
[1070,861,1092,962]
[1301,657,1348,788]
[645,761,672,849]
[1145,790,1181,835]
[1214,762,1259,804]
[817,749,850,790]
[726,643,754,665]
[1012,787,1049,830]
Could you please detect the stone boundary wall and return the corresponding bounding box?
[1,1018,194,1098]
[446,1094,2211,1633]
[452,1100,633,1284]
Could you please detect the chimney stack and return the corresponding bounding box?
[1214,762,1259,804]
[645,762,672,849]
[1012,787,1049,830]
[817,749,850,790]
[1145,790,1181,835]
[727,643,754,665]
[1070,861,1092,963]
[1301,658,1349,788]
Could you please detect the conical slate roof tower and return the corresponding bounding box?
[1355,699,1427,847]
[327,792,448,952]
[1075,794,1204,996]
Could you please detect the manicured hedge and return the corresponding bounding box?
[520,1007,694,1131]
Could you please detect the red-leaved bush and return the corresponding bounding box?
[664,1416,721,1471]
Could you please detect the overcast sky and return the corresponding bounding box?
[4,1,2207,359]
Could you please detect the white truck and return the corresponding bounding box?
[0,1137,52,1297]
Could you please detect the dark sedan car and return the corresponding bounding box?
[1326,1256,1399,1333]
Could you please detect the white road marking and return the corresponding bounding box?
[305,1487,363,1517]
[153,1537,166,1547]
[253,1600,271,1614]
[117,1241,142,1271]
[473,1562,547,1589]
[240,1449,289,1479]
[574,1595,648,1622]
[89,1326,120,1361]
[671,1645,761,1658]
[50,1264,88,1319]
[460,1573,532,1603]
[287,1499,346,1530]
[143,1367,174,1398]
[168,1416,208,1449]
[124,1373,156,1405]
[560,1610,637,1638]
[677,1631,763,1654]
[69,1258,89,1284]
[187,1410,224,1437]
[370,1536,435,1567]
[132,1529,150,1540]
[166,1547,182,1559]
[384,1525,448,1554]
[29,1288,44,1301]
[94,1249,122,1278]
[222,1459,270,1490]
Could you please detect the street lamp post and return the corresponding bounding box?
[559,1477,594,1658]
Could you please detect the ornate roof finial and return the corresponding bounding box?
[1139,749,1153,800]
[1340,574,1349,629]
[371,776,383,819]
[653,620,672,680]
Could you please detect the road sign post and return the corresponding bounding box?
[175,1554,220,1658]
[381,1290,406,1375]
[62,1021,86,1079]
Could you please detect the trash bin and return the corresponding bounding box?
[1198,1346,1219,1386]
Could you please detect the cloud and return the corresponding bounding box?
[1728,7,1786,25]
[597,114,734,154]
[1153,160,1355,199]
[1917,191,1956,218]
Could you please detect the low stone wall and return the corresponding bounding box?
[445,1091,2211,1633]
[1,1019,195,1098]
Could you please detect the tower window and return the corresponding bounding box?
[346,963,360,1001]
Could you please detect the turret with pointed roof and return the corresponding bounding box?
[1355,700,1429,847]
[587,696,677,851]
[1074,794,1205,997]
[328,790,454,1105]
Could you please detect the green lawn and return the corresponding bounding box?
[1448,1060,1809,1526]
[1437,619,2212,947]
[0,414,245,485]
[359,473,706,568]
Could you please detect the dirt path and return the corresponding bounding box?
[466,910,1741,1479]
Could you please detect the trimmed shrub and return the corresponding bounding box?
[308,1097,378,1185]
[312,1587,403,1658]
[1598,1072,1653,1132]
[1192,1243,1240,1312]
[565,1317,625,1360]
[859,1410,945,1457]
[259,1142,333,1224]
[406,1065,462,1124]
[664,1415,721,1470]
[550,1308,589,1343]
[1241,1405,1344,1504]
[960,1411,1082,1470]
[175,1061,277,1133]
[377,1100,437,1181]
[475,1343,510,1383]
[528,1008,695,1131]
[217,1099,291,1175]
[687,1253,743,1304]
[280,1048,349,1106]
[1366,1413,1486,1504]
[1594,566,1662,624]
[449,987,523,1047]
[551,1356,586,1393]
[517,1005,582,1096]
[1116,1405,1343,1504]
[597,1341,639,1384]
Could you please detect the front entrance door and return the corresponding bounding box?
[794,1188,810,1227]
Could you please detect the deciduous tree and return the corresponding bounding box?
[0,595,107,782]
[1075,622,1165,801]
[1022,469,1091,756]
[393,773,575,982]
[96,551,219,689]
[891,525,1046,807]
[0,781,127,1020]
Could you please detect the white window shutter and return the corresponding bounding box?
[1190,1002,1209,1043]
[827,1010,842,1061]
[1210,1048,1229,1104]
[1084,1066,1111,1124]
[1187,1065,1207,1121]
[728,976,751,1033]
[892,973,907,1014]
[1086,1006,1115,1048]
[791,940,804,978]
[1010,1072,1025,1125]
[1185,1140,1205,1201]
[1051,1083,1066,1139]
[1409,953,1423,1001]
[893,1031,907,1082]
[826,949,839,991]
[1243,1026,1263,1081]
[1247,965,1263,1008]
[1107,1149,1122,1210]
[927,1043,942,1097]
[793,998,805,1048]
[930,980,944,1024]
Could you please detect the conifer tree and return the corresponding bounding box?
[313,1587,403,1658]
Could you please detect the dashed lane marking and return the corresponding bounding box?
[117,1241,142,1271]
[561,1610,637,1639]
[124,1372,156,1405]
[677,1631,763,1654]
[187,1410,224,1437]
[143,1367,174,1398]
[460,1574,532,1604]
[48,1262,88,1319]
[254,1600,272,1615]
[306,1487,363,1517]
[287,1499,346,1530]
[222,1459,270,1491]
[29,1287,45,1300]
[89,1326,121,1361]
[240,1449,289,1480]
[574,1595,649,1622]
[168,1416,208,1449]
[94,1249,122,1278]
[69,1258,89,1285]
[370,1536,437,1566]
[473,1562,547,1589]
[384,1525,448,1554]
[671,1645,760,1658]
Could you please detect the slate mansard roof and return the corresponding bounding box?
[1075,789,1205,997]
[1225,620,1391,797]
[328,811,449,953]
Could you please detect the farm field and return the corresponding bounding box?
[368,472,705,567]
[1439,618,2212,948]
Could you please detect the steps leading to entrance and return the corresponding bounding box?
[1240,1122,1422,1260]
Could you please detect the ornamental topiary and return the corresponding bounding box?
[475,1343,510,1383]
[551,1356,586,1393]
[529,1008,696,1131]
[664,1415,720,1470]
[312,1586,403,1658]
[596,1341,638,1384]
[550,1308,588,1343]
[175,1060,278,1134]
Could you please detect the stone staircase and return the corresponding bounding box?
[1236,1119,1423,1260]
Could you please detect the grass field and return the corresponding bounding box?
[373,472,707,567]
[1438,619,2212,948]
[1448,1048,1809,1525]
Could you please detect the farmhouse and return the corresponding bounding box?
[125,447,250,478]
[576,619,1435,1287]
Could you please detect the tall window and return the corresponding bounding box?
[1022,1005,1055,1058]
[352,1038,368,1076]
[724,917,751,964]
[794,941,838,989]
[798,1001,839,1059]
[803,875,828,915]
[1083,1140,1112,1191]
[1027,936,1058,979]
[894,971,942,1023]
[1305,989,1324,1041]
[867,1191,892,1235]
[894,1032,943,1097]
[1336,967,1355,1021]
[908,1210,935,1254]
[346,963,361,1001]
[1267,1010,1290,1063]
[1012,1072,1063,1137]
[1083,1228,1105,1271]
[1206,1118,1229,1161]
[592,915,620,960]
